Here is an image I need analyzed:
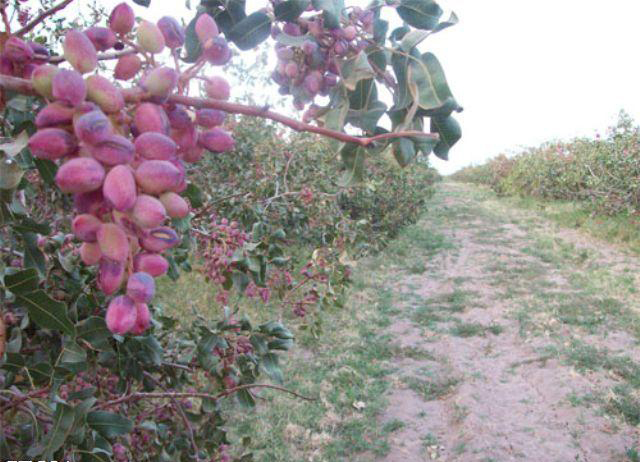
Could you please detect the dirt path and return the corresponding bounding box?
[378,182,640,462]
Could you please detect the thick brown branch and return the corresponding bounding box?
[99,383,316,409]
[15,0,75,36]
[0,75,439,148]
[169,94,438,147]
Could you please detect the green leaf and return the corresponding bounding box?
[261,353,283,383]
[16,290,75,336]
[0,130,28,158]
[340,143,366,185]
[366,46,387,72]
[407,52,454,111]
[373,19,388,44]
[132,0,151,5]
[389,25,410,43]
[228,12,272,50]
[87,411,134,439]
[340,51,376,91]
[14,217,51,235]
[396,0,443,30]
[183,14,203,63]
[21,231,45,274]
[59,341,88,373]
[42,403,75,458]
[400,12,459,51]
[236,388,256,408]
[77,316,112,351]
[433,11,459,32]
[311,0,344,29]
[391,50,414,110]
[431,115,461,160]
[392,137,417,167]
[348,79,377,110]
[209,0,247,35]
[4,267,39,295]
[275,32,308,47]
[33,158,57,185]
[347,100,387,133]
[184,183,204,208]
[274,0,310,21]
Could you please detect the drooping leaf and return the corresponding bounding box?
[407,52,454,111]
[396,0,443,30]
[311,0,344,29]
[373,19,388,44]
[392,137,417,167]
[87,411,134,439]
[261,352,283,383]
[348,79,377,110]
[274,0,310,21]
[433,11,459,32]
[209,0,247,35]
[0,130,28,158]
[431,115,461,160]
[389,25,410,43]
[340,50,375,91]
[58,341,88,373]
[77,316,112,351]
[366,46,387,71]
[400,11,459,51]
[347,100,387,133]
[21,231,45,274]
[42,403,75,458]
[16,290,75,336]
[391,50,414,110]
[340,143,366,184]
[183,13,204,63]
[33,158,57,185]
[228,12,272,50]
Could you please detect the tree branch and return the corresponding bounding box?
[0,75,439,148]
[15,0,75,36]
[169,94,438,148]
[47,47,137,64]
[98,383,316,409]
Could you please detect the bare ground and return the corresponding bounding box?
[378,182,640,462]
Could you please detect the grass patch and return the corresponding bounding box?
[449,322,504,338]
[404,375,459,401]
[606,385,640,425]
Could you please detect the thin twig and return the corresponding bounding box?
[1,2,11,34]
[15,0,75,36]
[98,383,316,409]
[143,372,200,461]
[48,47,137,64]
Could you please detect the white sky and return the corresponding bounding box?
[30,0,640,174]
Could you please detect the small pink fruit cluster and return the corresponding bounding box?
[0,35,51,79]
[271,7,375,112]
[200,218,250,305]
[24,2,236,335]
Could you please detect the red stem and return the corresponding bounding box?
[0,75,439,148]
[14,0,75,36]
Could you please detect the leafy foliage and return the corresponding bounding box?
[453,111,640,216]
[0,0,456,459]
